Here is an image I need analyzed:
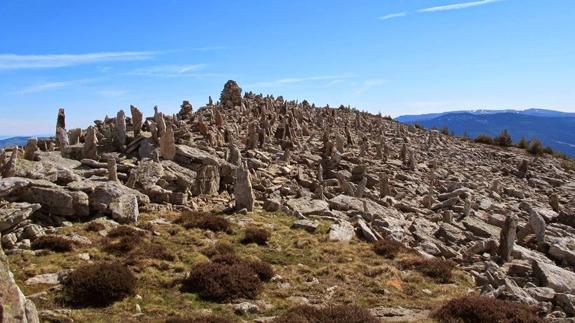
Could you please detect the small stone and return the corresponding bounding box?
[292,220,318,233]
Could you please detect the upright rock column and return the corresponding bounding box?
[234,162,254,211]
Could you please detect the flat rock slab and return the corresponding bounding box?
[329,195,402,219]
[292,220,319,233]
[328,221,355,242]
[286,197,329,216]
[533,260,575,294]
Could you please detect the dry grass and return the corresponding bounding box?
[7,210,473,322]
[273,304,379,323]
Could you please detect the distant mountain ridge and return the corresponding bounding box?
[0,135,51,148]
[396,108,575,123]
[396,109,575,157]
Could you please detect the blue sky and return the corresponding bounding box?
[1,0,574,136]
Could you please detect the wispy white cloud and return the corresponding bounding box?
[246,75,352,89]
[355,79,387,95]
[99,90,128,98]
[16,79,94,94]
[419,0,503,13]
[0,51,155,70]
[129,64,208,77]
[378,12,407,20]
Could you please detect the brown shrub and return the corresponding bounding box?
[474,134,494,145]
[107,225,144,238]
[373,239,405,259]
[273,304,379,323]
[495,129,513,147]
[527,139,544,156]
[102,235,142,255]
[247,259,274,282]
[63,262,136,307]
[176,211,232,233]
[165,316,233,323]
[130,242,175,261]
[401,258,456,283]
[241,227,271,245]
[84,222,106,232]
[181,261,262,302]
[31,235,75,252]
[201,241,235,258]
[431,295,544,323]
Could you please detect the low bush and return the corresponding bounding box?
[201,241,235,258]
[273,304,379,323]
[31,235,75,252]
[474,134,494,145]
[494,129,513,147]
[181,255,273,302]
[129,242,175,261]
[241,227,271,245]
[63,262,136,307]
[107,225,144,238]
[165,316,233,323]
[517,137,528,149]
[84,221,106,232]
[401,258,456,283]
[176,211,232,233]
[431,295,544,323]
[102,235,142,255]
[527,139,544,156]
[372,238,406,259]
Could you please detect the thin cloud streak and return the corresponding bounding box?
[128,64,209,77]
[16,79,95,94]
[354,79,387,95]
[0,51,155,70]
[419,0,504,13]
[378,12,407,20]
[247,75,353,89]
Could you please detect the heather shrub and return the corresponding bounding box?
[494,129,513,147]
[181,261,261,301]
[431,295,544,323]
[165,316,233,323]
[176,211,232,233]
[182,255,273,302]
[401,258,456,283]
[31,235,75,252]
[241,227,271,245]
[373,238,405,259]
[63,262,136,307]
[273,304,379,323]
[107,225,144,238]
[201,241,235,258]
[440,126,450,136]
[474,134,494,145]
[130,242,176,261]
[102,235,142,255]
[84,221,106,232]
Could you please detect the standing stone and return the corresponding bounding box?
[1,150,17,178]
[407,149,417,171]
[160,125,176,160]
[550,193,560,212]
[0,149,5,169]
[116,110,127,147]
[130,105,143,137]
[379,172,390,197]
[234,162,254,211]
[529,208,546,249]
[56,127,69,150]
[83,126,99,160]
[107,158,118,182]
[1,240,40,323]
[68,128,82,145]
[227,144,242,166]
[24,137,38,161]
[463,197,471,218]
[356,177,367,198]
[335,134,345,153]
[55,108,65,146]
[399,143,407,163]
[337,172,356,196]
[518,160,529,178]
[498,214,518,264]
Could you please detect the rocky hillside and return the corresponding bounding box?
[1,80,574,322]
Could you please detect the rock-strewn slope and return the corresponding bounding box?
[1,80,575,321]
